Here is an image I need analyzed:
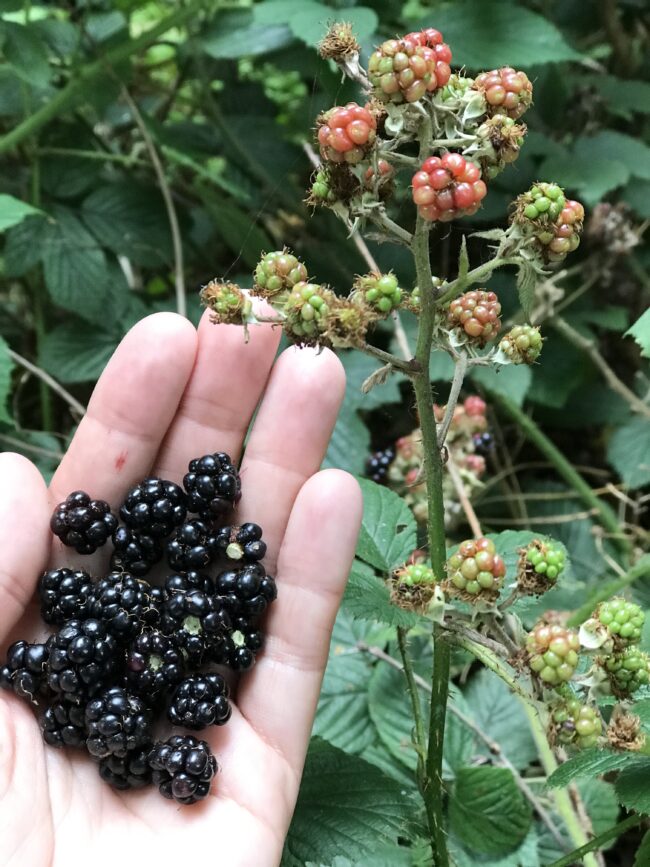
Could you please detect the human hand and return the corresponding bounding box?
[0,311,362,867]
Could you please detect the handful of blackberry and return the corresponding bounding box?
[0,451,276,806]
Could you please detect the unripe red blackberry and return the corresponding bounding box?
[447,289,501,345]
[412,154,487,222]
[368,31,451,104]
[352,271,402,315]
[601,647,650,697]
[200,280,252,327]
[317,102,377,165]
[550,698,602,750]
[526,623,580,686]
[499,325,543,364]
[517,538,565,595]
[596,598,645,648]
[444,537,506,600]
[473,67,533,119]
[513,184,585,264]
[364,159,394,189]
[464,395,487,418]
[253,249,309,300]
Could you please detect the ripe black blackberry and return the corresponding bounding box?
[126,630,184,700]
[148,735,217,804]
[183,452,241,520]
[166,519,216,572]
[111,526,162,577]
[219,619,264,671]
[89,572,156,639]
[50,491,117,554]
[42,699,86,748]
[168,674,231,730]
[0,640,49,700]
[39,568,95,626]
[216,564,277,620]
[85,686,152,758]
[99,745,153,790]
[46,619,119,701]
[472,431,493,456]
[212,523,267,564]
[165,570,215,596]
[119,478,187,538]
[365,447,395,484]
[161,589,231,666]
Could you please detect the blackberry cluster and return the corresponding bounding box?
[365,447,395,483]
[1,450,276,806]
[526,623,580,687]
[444,537,506,601]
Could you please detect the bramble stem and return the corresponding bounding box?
[522,702,601,867]
[482,386,631,559]
[568,557,650,626]
[448,633,536,708]
[546,815,642,867]
[360,343,418,374]
[436,256,521,304]
[437,353,468,447]
[396,627,427,791]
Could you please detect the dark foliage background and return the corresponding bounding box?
[0,1,648,864]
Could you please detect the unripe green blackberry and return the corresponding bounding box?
[513,184,585,264]
[601,646,650,697]
[518,183,567,222]
[200,281,252,326]
[308,168,337,205]
[476,115,526,179]
[597,598,645,647]
[283,282,335,345]
[473,67,533,120]
[550,698,602,750]
[517,538,565,595]
[527,623,580,686]
[447,290,501,346]
[253,250,309,300]
[395,563,435,587]
[444,537,506,601]
[390,562,437,613]
[499,325,543,364]
[352,271,402,315]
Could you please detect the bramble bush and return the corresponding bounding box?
[0,1,649,865]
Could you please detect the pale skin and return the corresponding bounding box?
[0,311,363,867]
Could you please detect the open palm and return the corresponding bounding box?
[0,311,362,867]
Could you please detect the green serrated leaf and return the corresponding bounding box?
[1,20,50,87]
[463,669,537,770]
[342,560,422,628]
[0,194,42,232]
[39,321,119,384]
[608,415,650,490]
[449,767,532,856]
[202,10,293,59]
[547,749,645,788]
[290,4,378,46]
[367,657,426,773]
[615,760,650,814]
[281,738,416,867]
[418,1,580,69]
[625,310,650,359]
[314,609,375,754]
[356,479,417,572]
[469,364,532,408]
[633,829,650,867]
[581,74,650,121]
[0,336,14,425]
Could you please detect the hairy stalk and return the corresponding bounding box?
[437,353,468,447]
[449,633,536,707]
[436,256,521,304]
[522,702,601,867]
[546,815,643,867]
[396,627,427,790]
[482,386,630,559]
[568,557,650,626]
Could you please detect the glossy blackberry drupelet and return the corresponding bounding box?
[161,589,231,666]
[99,745,153,790]
[218,619,264,671]
[472,431,493,456]
[166,519,216,572]
[89,572,156,639]
[212,524,267,564]
[46,619,119,701]
[0,640,49,699]
[126,630,184,700]
[39,568,95,626]
[216,564,277,620]
[119,478,187,538]
[50,491,117,555]
[111,526,162,577]
[365,447,395,484]
[42,699,86,748]
[165,570,215,596]
[183,452,241,521]
[148,735,217,804]
[168,674,231,730]
[85,686,152,758]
